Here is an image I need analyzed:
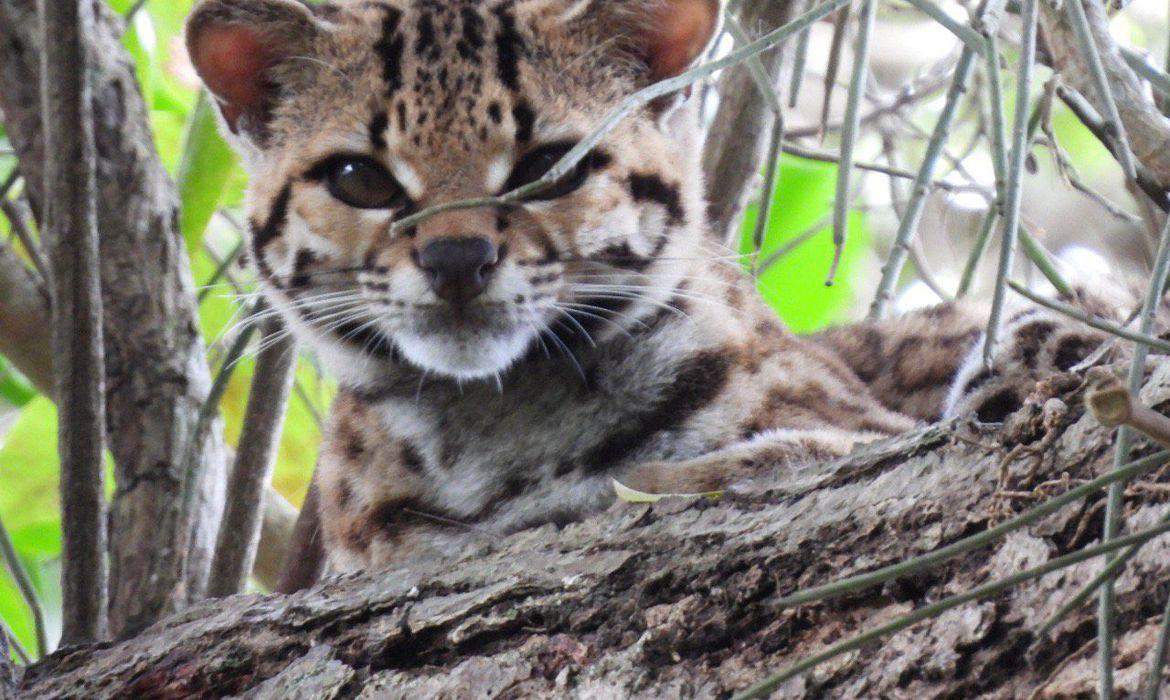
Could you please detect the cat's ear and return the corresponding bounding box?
[185,0,321,143]
[559,0,723,82]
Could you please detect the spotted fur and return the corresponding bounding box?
[186,0,1113,579]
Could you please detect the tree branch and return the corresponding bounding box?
[207,323,297,598]
[0,0,231,638]
[16,361,1170,697]
[39,0,109,646]
[702,1,799,245]
[1040,0,1170,191]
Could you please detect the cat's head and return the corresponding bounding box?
[186,0,721,381]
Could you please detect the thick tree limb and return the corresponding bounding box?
[18,361,1170,698]
[0,0,230,638]
[702,2,799,245]
[39,0,109,646]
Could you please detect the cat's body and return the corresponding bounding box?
[185,0,1108,580]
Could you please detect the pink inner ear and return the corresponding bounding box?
[191,24,274,130]
[645,0,720,81]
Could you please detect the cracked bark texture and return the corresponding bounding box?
[17,361,1170,698]
[0,0,229,639]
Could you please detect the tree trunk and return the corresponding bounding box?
[17,361,1170,698]
[0,0,230,639]
[702,1,798,245]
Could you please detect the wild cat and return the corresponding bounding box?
[184,0,1107,586]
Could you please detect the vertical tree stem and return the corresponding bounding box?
[207,321,297,598]
[983,0,1037,367]
[1100,211,1170,698]
[0,515,46,657]
[867,0,998,317]
[38,0,108,646]
[829,0,877,286]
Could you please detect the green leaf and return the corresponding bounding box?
[740,155,871,333]
[177,94,238,250]
[0,358,37,407]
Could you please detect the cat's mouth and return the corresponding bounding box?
[379,303,547,380]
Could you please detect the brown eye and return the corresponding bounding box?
[305,155,408,210]
[503,142,610,201]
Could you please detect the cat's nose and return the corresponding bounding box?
[416,237,499,305]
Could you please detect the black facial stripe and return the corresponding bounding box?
[458,6,486,60]
[333,319,398,360]
[629,174,685,225]
[597,243,651,272]
[493,6,524,91]
[249,183,294,283]
[369,111,389,150]
[375,7,405,96]
[290,248,318,288]
[512,102,535,143]
[583,350,731,473]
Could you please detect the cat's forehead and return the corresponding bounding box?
[265,0,636,177]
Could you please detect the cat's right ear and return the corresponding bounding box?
[186,0,321,145]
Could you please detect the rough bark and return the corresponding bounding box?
[39,0,109,646]
[0,0,230,639]
[18,361,1170,698]
[0,631,15,700]
[702,1,798,245]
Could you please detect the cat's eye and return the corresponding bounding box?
[503,142,607,201]
[306,155,408,210]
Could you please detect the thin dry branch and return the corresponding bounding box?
[207,321,297,598]
[39,0,108,645]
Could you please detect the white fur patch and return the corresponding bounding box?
[390,159,426,199]
[485,153,514,193]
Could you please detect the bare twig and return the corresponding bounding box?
[1007,282,1170,353]
[207,320,298,598]
[40,0,108,645]
[828,0,877,286]
[868,0,999,318]
[0,514,46,657]
[983,0,1037,367]
[1063,0,1138,180]
[1,616,30,665]
[0,199,48,289]
[1147,587,1170,699]
[1099,209,1170,696]
[1040,0,1170,191]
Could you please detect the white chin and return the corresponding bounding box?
[394,328,536,380]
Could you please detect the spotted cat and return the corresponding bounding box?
[185,0,1109,588]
